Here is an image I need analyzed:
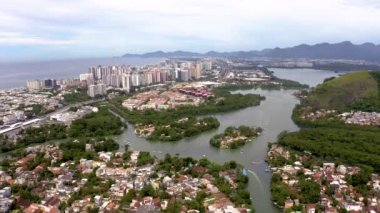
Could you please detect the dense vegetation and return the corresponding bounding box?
[348,71,380,112]
[270,71,380,209]
[278,128,380,172]
[147,117,220,142]
[0,109,124,153]
[109,87,263,126]
[219,79,308,91]
[63,88,91,104]
[210,125,262,149]
[279,71,380,173]
[271,172,320,208]
[136,151,155,166]
[0,124,67,152]
[68,109,124,137]
[59,137,119,161]
[298,71,379,112]
[11,184,42,202]
[107,86,262,142]
[271,77,309,89]
[156,155,253,211]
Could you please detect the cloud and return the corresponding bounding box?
[0,32,75,45]
[0,0,380,61]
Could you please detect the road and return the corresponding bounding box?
[0,98,104,135]
[107,108,128,126]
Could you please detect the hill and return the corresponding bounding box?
[279,71,380,172]
[304,71,379,111]
[122,41,380,62]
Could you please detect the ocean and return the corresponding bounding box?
[0,57,164,90]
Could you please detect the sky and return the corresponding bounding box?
[1,0,380,62]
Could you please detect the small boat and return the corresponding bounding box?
[251,160,262,165]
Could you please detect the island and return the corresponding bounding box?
[135,116,220,141]
[109,82,264,142]
[210,126,262,149]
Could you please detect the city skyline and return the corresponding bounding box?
[1,0,380,62]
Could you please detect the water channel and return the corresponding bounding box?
[116,68,339,212]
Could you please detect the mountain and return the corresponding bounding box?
[263,41,380,61]
[122,50,201,58]
[122,41,380,62]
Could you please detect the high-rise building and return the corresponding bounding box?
[87,83,107,97]
[195,62,202,79]
[26,80,43,91]
[179,70,189,82]
[144,72,153,85]
[43,79,57,89]
[203,60,212,71]
[131,73,140,87]
[160,70,168,83]
[79,73,94,84]
[121,74,131,92]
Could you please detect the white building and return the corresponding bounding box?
[79,73,95,85]
[87,84,107,97]
[121,74,131,92]
[2,114,17,125]
[26,80,43,91]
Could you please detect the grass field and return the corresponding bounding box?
[305,71,378,110]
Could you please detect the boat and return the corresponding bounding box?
[251,160,262,165]
[242,168,248,176]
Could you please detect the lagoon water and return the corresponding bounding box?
[119,88,299,213]
[116,68,338,213]
[0,58,338,213]
[270,68,339,87]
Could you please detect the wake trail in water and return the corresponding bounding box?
[248,169,265,193]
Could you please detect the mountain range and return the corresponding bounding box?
[122,41,380,62]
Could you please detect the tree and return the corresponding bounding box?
[120,189,136,206]
[137,152,154,166]
[164,200,181,213]
[298,179,320,204]
[140,184,156,197]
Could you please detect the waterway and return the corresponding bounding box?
[115,68,338,213]
[0,65,337,212]
[269,68,339,87]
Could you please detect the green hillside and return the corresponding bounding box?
[304,71,379,111]
[279,71,380,172]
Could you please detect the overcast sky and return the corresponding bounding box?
[1,0,380,61]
